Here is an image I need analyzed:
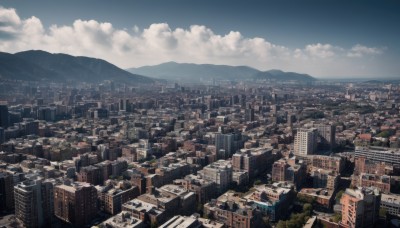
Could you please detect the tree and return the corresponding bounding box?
[332,212,342,223]
[303,203,313,216]
[254,179,262,185]
[150,221,158,228]
[276,220,286,228]
[379,207,387,218]
[335,190,344,203]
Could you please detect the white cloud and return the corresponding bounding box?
[347,44,384,57]
[0,6,388,77]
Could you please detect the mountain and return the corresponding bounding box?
[254,69,315,82]
[0,50,153,83]
[0,52,54,81]
[127,62,260,81]
[127,62,315,82]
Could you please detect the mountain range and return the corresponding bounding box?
[127,61,316,82]
[0,50,316,83]
[0,50,153,83]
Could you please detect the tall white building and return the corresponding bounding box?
[294,128,318,155]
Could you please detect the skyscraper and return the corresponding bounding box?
[0,104,9,128]
[294,128,318,155]
[245,108,255,122]
[54,182,97,227]
[215,133,234,159]
[14,177,54,228]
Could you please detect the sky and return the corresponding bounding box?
[0,0,399,78]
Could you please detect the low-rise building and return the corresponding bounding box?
[204,191,265,228]
[381,193,400,217]
[97,181,140,215]
[298,188,335,210]
[98,211,144,228]
[159,214,224,228]
[244,184,294,222]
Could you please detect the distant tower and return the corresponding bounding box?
[245,108,255,122]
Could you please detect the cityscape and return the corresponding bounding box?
[0,1,400,228]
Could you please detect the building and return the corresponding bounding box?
[97,181,140,215]
[54,182,98,227]
[215,132,243,159]
[0,104,9,128]
[294,128,318,155]
[0,127,5,144]
[340,187,381,228]
[272,159,307,190]
[311,169,339,191]
[358,173,391,193]
[122,198,167,226]
[215,133,234,159]
[298,188,335,210]
[310,155,344,174]
[245,108,255,122]
[159,214,224,228]
[14,177,54,228]
[232,148,274,179]
[204,191,264,228]
[0,171,14,212]
[199,160,232,194]
[244,184,294,222]
[178,174,217,204]
[315,124,335,151]
[77,165,103,185]
[355,146,400,166]
[354,156,387,176]
[98,211,144,228]
[380,193,400,217]
[157,184,197,216]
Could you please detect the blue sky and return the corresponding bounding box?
[0,0,399,78]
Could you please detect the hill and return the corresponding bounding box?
[127,62,260,81]
[127,62,315,82]
[0,50,153,83]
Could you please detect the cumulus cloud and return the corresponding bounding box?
[347,44,384,57]
[0,6,387,77]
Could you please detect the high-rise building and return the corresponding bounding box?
[315,124,335,151]
[215,132,243,159]
[0,171,14,212]
[0,104,9,128]
[0,127,5,144]
[245,108,255,122]
[294,128,318,155]
[54,182,97,227]
[14,177,54,228]
[340,187,380,228]
[215,133,234,159]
